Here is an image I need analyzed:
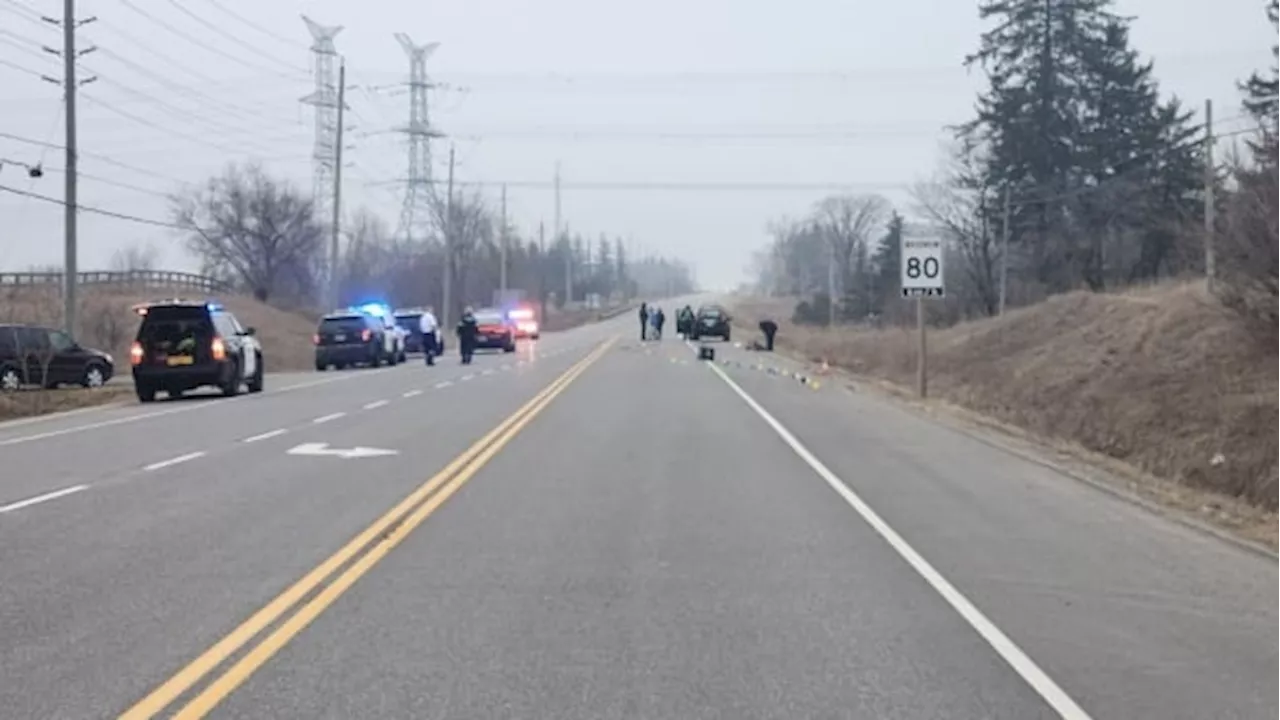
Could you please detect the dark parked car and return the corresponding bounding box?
[314,312,391,370]
[690,305,731,341]
[393,308,445,355]
[0,323,114,391]
[130,300,263,402]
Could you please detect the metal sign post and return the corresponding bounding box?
[900,236,945,398]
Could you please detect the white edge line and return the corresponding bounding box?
[143,451,207,472]
[243,428,287,443]
[402,389,423,398]
[312,412,345,424]
[0,484,90,513]
[704,361,1094,720]
[363,400,390,410]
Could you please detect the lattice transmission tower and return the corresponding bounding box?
[393,33,443,243]
[300,15,343,224]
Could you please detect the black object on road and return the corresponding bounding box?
[698,344,715,362]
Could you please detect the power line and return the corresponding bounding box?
[0,56,43,78]
[115,0,305,80]
[198,0,307,49]
[0,182,182,228]
[41,165,171,198]
[0,129,192,185]
[163,0,303,75]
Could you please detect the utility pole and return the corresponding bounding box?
[916,296,927,398]
[50,0,96,335]
[999,183,1011,315]
[328,59,346,311]
[825,226,836,327]
[499,184,508,294]
[441,145,455,328]
[538,221,548,321]
[1203,98,1216,294]
[554,162,572,305]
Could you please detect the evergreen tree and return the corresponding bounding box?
[870,211,904,314]
[1240,0,1279,161]
[614,237,628,297]
[595,234,614,297]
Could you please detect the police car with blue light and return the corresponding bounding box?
[129,299,264,402]
[313,303,406,370]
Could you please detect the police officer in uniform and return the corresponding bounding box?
[418,305,439,366]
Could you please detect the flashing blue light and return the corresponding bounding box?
[206,302,223,312]
[355,302,390,318]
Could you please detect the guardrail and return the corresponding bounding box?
[0,270,230,292]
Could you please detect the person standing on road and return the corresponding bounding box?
[418,306,439,366]
[638,302,649,341]
[456,306,478,364]
[655,307,666,340]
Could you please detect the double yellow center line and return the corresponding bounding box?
[120,336,617,719]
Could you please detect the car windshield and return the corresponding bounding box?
[474,312,504,325]
[394,315,421,331]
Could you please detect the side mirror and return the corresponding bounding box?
[243,327,257,336]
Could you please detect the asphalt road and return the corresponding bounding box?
[0,304,1273,719]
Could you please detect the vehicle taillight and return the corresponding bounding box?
[211,336,227,361]
[313,333,321,345]
[129,341,144,366]
[361,328,372,343]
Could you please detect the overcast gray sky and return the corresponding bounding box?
[0,0,1272,290]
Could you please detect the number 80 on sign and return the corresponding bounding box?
[900,237,945,298]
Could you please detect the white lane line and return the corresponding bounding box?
[402,389,423,398]
[0,370,383,448]
[481,369,495,376]
[705,362,1094,720]
[460,374,475,382]
[500,365,511,371]
[312,412,345,424]
[517,360,527,366]
[243,429,287,443]
[143,451,207,472]
[0,484,89,514]
[363,400,390,410]
[434,380,453,389]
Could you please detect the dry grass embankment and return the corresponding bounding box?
[730,281,1278,544]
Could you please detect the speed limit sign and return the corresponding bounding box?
[900,237,945,298]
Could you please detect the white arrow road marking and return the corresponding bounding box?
[287,442,399,459]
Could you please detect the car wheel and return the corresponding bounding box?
[315,361,327,372]
[247,354,264,393]
[371,351,382,368]
[221,361,241,397]
[136,383,156,403]
[81,362,107,388]
[0,365,21,392]
[723,331,730,342]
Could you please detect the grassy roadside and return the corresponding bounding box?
[728,285,1278,551]
[0,386,134,422]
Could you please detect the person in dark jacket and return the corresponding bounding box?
[759,318,778,351]
[638,302,649,341]
[456,307,478,364]
[655,307,666,340]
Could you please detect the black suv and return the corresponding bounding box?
[314,312,390,370]
[690,305,731,341]
[130,300,264,402]
[0,323,114,391]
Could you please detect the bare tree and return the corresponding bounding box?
[171,163,325,304]
[911,142,1002,317]
[429,188,495,313]
[108,242,159,274]
[813,193,891,319]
